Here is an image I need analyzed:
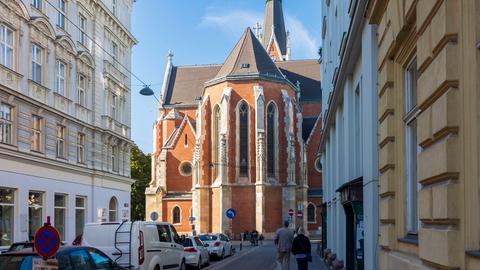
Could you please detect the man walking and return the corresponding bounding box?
[275,220,294,270]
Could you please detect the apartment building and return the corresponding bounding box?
[0,0,136,247]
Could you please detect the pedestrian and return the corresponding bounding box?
[291,227,311,270]
[251,229,259,246]
[274,220,294,270]
[259,234,264,245]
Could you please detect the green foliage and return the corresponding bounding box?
[130,144,151,221]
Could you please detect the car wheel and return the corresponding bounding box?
[230,247,233,256]
[154,266,160,270]
[179,260,186,270]
[221,248,225,259]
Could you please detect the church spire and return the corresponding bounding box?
[262,0,287,58]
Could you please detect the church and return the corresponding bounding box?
[145,0,322,238]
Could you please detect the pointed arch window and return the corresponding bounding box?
[172,206,181,224]
[108,197,117,222]
[307,203,316,223]
[212,106,221,179]
[266,103,277,177]
[238,102,249,177]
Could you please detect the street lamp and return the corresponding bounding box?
[139,85,160,103]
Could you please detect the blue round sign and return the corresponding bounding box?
[34,226,60,257]
[226,208,237,219]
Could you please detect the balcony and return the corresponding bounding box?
[0,64,22,92]
[28,80,49,104]
[75,104,91,123]
[53,92,72,114]
[103,60,129,89]
[102,115,130,138]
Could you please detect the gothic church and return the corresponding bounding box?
[146,0,322,237]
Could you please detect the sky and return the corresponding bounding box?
[131,0,322,153]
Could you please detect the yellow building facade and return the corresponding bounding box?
[369,0,480,269]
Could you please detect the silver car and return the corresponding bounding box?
[199,234,233,259]
[182,236,210,269]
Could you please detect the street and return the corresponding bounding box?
[203,242,327,270]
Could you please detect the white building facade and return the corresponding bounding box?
[319,0,379,269]
[0,0,136,248]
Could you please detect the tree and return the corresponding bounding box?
[130,144,151,221]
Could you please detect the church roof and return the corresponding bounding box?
[211,28,285,83]
[276,59,321,101]
[263,0,287,55]
[163,64,222,105]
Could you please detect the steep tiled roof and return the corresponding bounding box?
[211,28,285,82]
[163,64,222,105]
[277,60,321,101]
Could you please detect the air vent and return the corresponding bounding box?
[240,63,250,69]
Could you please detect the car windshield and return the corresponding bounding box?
[199,235,218,241]
[0,255,36,270]
[182,239,193,247]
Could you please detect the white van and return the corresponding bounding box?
[81,221,186,270]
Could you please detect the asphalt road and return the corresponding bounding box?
[204,243,277,270]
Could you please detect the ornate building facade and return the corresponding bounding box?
[146,0,322,237]
[0,0,136,247]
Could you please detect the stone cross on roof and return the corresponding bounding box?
[253,22,262,40]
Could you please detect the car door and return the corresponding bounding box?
[68,248,96,270]
[222,234,232,255]
[155,224,176,269]
[194,237,208,265]
[168,225,184,267]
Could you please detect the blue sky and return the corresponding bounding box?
[131,0,322,153]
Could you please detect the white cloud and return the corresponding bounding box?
[200,8,319,59]
[200,9,263,39]
[285,14,320,59]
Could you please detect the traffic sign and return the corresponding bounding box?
[288,209,294,216]
[226,208,237,219]
[34,221,60,258]
[150,211,159,221]
[297,211,303,219]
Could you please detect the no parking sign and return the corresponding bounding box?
[34,217,60,258]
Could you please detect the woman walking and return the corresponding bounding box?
[291,227,312,270]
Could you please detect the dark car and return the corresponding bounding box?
[0,246,125,270]
[6,242,34,253]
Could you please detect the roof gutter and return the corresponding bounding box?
[318,0,368,154]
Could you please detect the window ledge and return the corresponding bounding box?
[466,251,480,258]
[398,235,418,246]
[0,64,23,78]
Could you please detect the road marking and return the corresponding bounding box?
[203,246,260,270]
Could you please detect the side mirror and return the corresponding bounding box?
[204,243,209,247]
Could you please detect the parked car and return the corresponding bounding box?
[6,242,34,253]
[81,221,186,270]
[182,236,209,269]
[199,233,233,259]
[0,246,125,269]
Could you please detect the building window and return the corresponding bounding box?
[179,161,192,176]
[28,191,43,241]
[33,0,42,10]
[31,44,42,84]
[78,75,86,107]
[315,157,322,173]
[0,24,14,69]
[266,103,277,177]
[0,103,13,145]
[110,93,118,120]
[0,188,15,246]
[111,145,118,172]
[307,203,316,223]
[172,206,181,224]
[56,61,66,95]
[212,105,220,179]
[79,14,86,46]
[112,0,117,16]
[77,133,85,164]
[238,102,249,177]
[108,197,117,222]
[111,41,118,67]
[75,196,86,237]
[57,0,66,29]
[405,58,419,235]
[56,125,66,158]
[54,194,67,240]
[31,115,42,152]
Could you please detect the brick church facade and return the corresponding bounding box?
[146,0,322,237]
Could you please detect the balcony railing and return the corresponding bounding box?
[101,115,130,138]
